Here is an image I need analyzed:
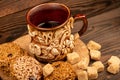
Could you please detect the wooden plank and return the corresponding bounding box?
[0,0,120,43]
[0,0,120,17]
[0,0,50,17]
[0,10,28,43]
[82,8,120,80]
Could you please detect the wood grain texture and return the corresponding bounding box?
[0,0,120,43]
[0,0,120,80]
[83,7,120,80]
[0,0,49,17]
[0,0,120,17]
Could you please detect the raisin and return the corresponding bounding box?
[7,53,13,57]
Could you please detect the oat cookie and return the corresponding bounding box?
[10,56,43,80]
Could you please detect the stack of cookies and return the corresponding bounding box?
[0,42,43,80]
[0,42,28,79]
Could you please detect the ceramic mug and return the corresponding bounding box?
[26,3,88,62]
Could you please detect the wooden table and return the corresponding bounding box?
[0,0,120,80]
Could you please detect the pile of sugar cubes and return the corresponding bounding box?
[42,40,120,80]
[67,40,120,80]
[88,40,120,75]
[87,40,104,79]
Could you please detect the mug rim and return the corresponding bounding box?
[26,3,70,31]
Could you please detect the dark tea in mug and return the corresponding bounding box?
[37,21,60,28]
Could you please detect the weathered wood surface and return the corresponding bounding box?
[0,0,120,80]
[80,7,120,80]
[0,0,120,43]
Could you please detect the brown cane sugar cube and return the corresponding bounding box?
[87,67,98,79]
[43,63,54,77]
[108,56,120,65]
[76,70,88,80]
[77,60,88,69]
[107,63,119,74]
[92,61,104,72]
[72,60,88,71]
[90,50,101,60]
[67,52,80,64]
[72,63,79,71]
[87,40,101,50]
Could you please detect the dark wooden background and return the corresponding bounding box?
[0,0,120,80]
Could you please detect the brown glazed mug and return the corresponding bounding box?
[26,3,88,62]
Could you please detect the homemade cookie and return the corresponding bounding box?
[10,56,43,80]
[0,42,28,78]
[44,61,76,80]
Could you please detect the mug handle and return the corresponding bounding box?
[73,14,88,36]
